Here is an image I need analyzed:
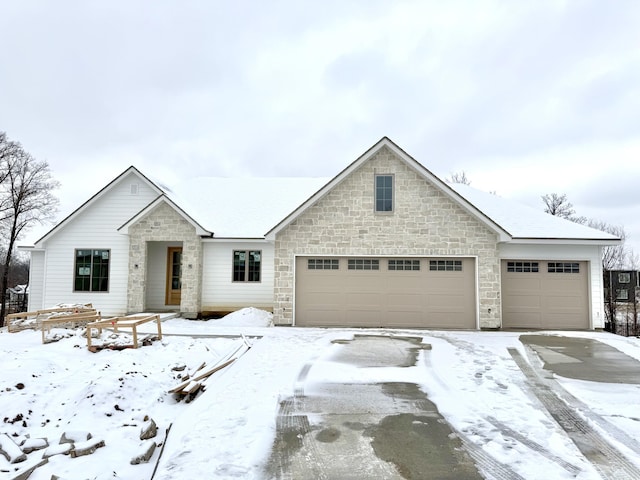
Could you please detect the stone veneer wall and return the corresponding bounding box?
[274,146,501,328]
[127,202,203,317]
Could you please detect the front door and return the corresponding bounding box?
[165,247,182,306]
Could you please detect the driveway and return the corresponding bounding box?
[265,335,488,479]
[263,332,640,480]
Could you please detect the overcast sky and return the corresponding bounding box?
[2,1,639,258]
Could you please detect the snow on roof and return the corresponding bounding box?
[449,183,619,241]
[155,173,618,243]
[165,177,330,238]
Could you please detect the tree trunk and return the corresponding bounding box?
[0,219,18,327]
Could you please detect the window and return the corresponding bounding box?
[507,261,539,273]
[429,260,462,271]
[308,259,339,270]
[348,259,379,270]
[619,273,631,284]
[617,289,629,300]
[74,249,110,292]
[388,259,420,271]
[233,250,261,282]
[548,262,579,273]
[375,175,393,212]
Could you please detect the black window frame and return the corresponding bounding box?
[429,259,463,271]
[548,262,580,274]
[74,249,110,292]
[307,258,339,270]
[233,250,262,282]
[375,174,394,213]
[507,261,539,273]
[348,258,380,271]
[388,259,420,271]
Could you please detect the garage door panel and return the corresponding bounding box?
[504,295,541,308]
[505,277,542,290]
[501,260,588,329]
[295,256,476,328]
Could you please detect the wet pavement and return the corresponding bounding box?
[264,335,482,479]
[512,335,640,478]
[263,333,640,479]
[520,334,640,383]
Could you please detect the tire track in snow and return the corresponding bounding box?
[421,343,531,480]
[485,416,581,476]
[522,344,640,459]
[509,347,640,479]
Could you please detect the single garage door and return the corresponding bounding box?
[501,260,589,329]
[295,256,476,328]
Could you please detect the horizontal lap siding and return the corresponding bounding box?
[201,242,274,310]
[40,173,158,316]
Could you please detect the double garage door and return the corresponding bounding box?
[295,256,476,328]
[501,260,589,329]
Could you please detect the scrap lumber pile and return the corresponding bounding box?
[169,335,253,401]
[5,304,95,333]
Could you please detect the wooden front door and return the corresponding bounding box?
[165,247,182,306]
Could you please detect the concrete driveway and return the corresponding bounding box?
[519,334,640,383]
[263,332,640,480]
[264,335,483,479]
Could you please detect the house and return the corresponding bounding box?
[21,137,620,330]
[604,270,639,304]
[5,284,28,313]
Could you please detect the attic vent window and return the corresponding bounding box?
[130,184,139,195]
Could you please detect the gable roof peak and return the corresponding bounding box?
[32,165,165,247]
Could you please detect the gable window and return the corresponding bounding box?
[429,260,462,271]
[74,249,110,292]
[388,259,420,271]
[233,250,261,282]
[548,262,579,273]
[619,273,631,284]
[308,259,339,270]
[375,175,393,212]
[507,261,539,273]
[348,259,379,270]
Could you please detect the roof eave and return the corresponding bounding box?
[506,237,622,246]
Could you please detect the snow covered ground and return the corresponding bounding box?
[1,308,639,479]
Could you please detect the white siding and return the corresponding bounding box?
[498,243,605,329]
[146,241,182,309]
[27,250,45,311]
[201,241,274,310]
[37,172,159,316]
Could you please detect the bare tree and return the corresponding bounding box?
[541,193,588,223]
[587,220,627,271]
[0,133,59,325]
[447,171,471,185]
[542,193,573,217]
